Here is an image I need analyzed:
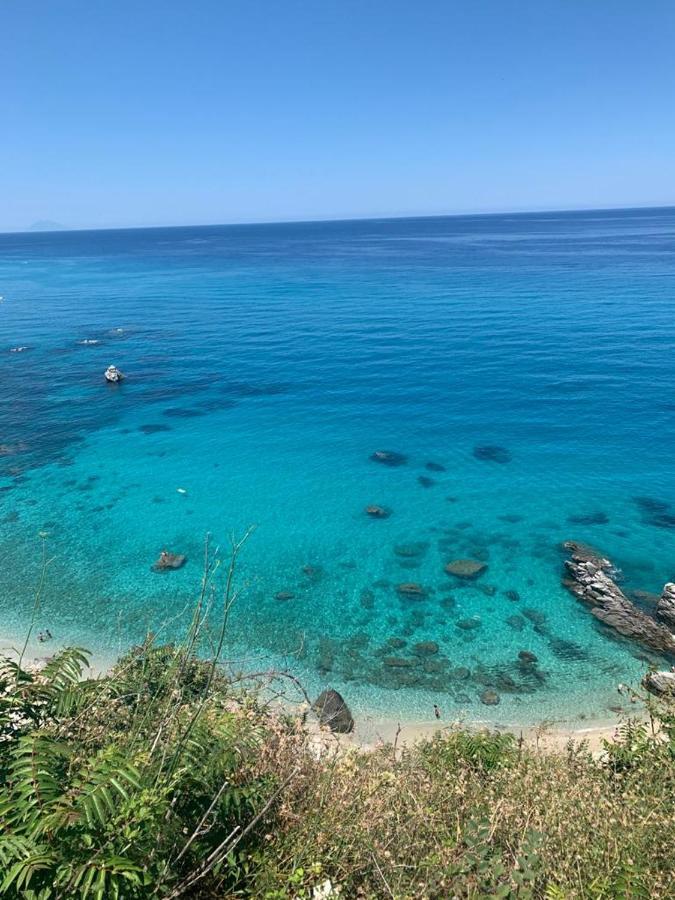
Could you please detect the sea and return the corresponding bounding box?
[2,207,675,734]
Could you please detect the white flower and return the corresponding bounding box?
[312,878,341,899]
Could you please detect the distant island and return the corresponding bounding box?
[27,219,67,232]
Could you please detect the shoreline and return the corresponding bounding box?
[2,626,635,754]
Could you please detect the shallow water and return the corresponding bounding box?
[1,209,675,728]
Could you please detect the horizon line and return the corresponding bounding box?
[3,201,675,237]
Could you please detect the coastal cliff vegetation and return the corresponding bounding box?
[0,546,674,898]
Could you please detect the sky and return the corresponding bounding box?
[2,0,675,231]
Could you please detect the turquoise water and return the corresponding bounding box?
[2,209,675,730]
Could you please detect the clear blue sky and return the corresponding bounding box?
[2,0,675,231]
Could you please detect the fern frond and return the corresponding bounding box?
[70,750,141,829]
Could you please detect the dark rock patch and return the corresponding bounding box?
[473,445,511,464]
[522,608,547,626]
[548,637,589,661]
[417,475,436,488]
[139,423,172,435]
[413,641,439,656]
[567,511,609,526]
[518,650,538,664]
[444,559,487,579]
[425,461,446,472]
[422,658,448,674]
[365,505,391,519]
[301,565,324,581]
[317,638,335,673]
[383,656,416,668]
[162,407,203,418]
[480,689,501,706]
[387,637,407,649]
[504,590,520,602]
[506,615,526,631]
[394,542,429,558]
[633,496,675,530]
[274,591,295,602]
[456,617,482,630]
[396,582,428,599]
[370,450,408,467]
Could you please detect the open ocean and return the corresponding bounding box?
[2,208,675,732]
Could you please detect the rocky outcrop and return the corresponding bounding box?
[562,541,675,657]
[642,672,675,698]
[657,583,675,628]
[312,689,354,733]
[642,671,675,698]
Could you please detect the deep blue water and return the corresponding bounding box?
[2,208,675,733]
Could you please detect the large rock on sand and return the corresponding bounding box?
[313,689,354,734]
[562,541,675,657]
[444,559,487,579]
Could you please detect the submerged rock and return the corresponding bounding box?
[139,423,171,434]
[274,591,295,602]
[444,559,487,579]
[633,496,675,530]
[370,450,408,467]
[456,616,482,630]
[567,511,609,526]
[387,637,407,649]
[365,505,391,519]
[631,589,660,607]
[152,550,186,572]
[425,461,446,472]
[562,541,675,657]
[413,641,439,656]
[518,650,538,664]
[506,614,526,631]
[417,475,436,488]
[394,542,428,558]
[504,589,521,602]
[396,582,428,599]
[473,445,511,464]
[313,689,354,733]
[383,656,416,668]
[480,689,501,706]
